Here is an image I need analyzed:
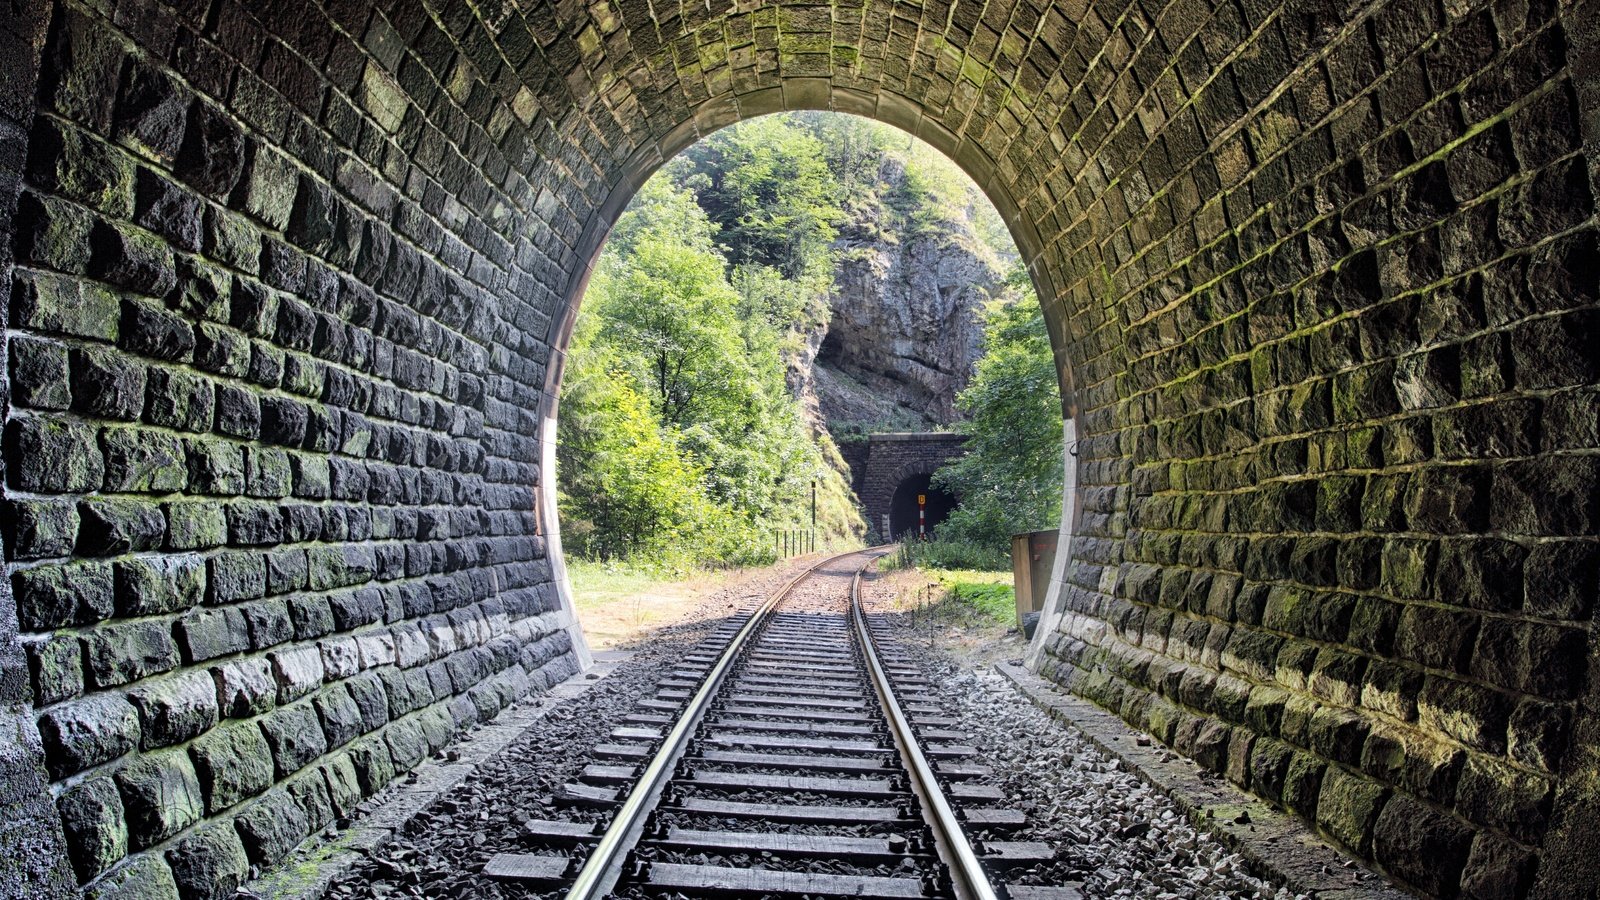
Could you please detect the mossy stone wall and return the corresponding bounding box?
[0,1,1597,899]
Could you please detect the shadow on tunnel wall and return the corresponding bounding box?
[0,0,1597,898]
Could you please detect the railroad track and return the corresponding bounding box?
[484,548,1079,899]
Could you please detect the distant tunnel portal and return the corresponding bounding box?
[889,474,956,540]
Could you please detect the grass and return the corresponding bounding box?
[566,558,736,649]
[881,540,1012,573]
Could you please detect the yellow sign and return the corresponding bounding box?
[917,495,926,505]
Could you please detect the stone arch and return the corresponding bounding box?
[1,1,1597,898]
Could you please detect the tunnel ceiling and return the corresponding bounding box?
[0,0,1597,898]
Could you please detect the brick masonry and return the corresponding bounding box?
[0,0,1596,898]
[841,431,967,539]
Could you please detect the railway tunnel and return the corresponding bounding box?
[0,0,1598,898]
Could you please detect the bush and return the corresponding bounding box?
[885,539,1011,572]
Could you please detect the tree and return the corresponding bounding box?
[675,116,843,279]
[933,288,1065,550]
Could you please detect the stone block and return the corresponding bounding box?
[225,500,282,546]
[232,788,308,866]
[344,672,389,732]
[115,748,204,849]
[128,670,217,749]
[1373,796,1472,897]
[213,656,276,719]
[10,334,71,410]
[270,644,325,704]
[214,384,261,440]
[5,417,104,493]
[1315,766,1389,854]
[258,701,328,778]
[37,693,140,779]
[12,560,114,629]
[177,98,245,197]
[112,554,206,616]
[26,117,134,217]
[25,634,82,706]
[1396,603,1477,671]
[163,501,228,550]
[1307,705,1369,766]
[1508,697,1571,773]
[1404,465,1488,534]
[1490,457,1600,536]
[208,550,266,603]
[1435,538,1525,612]
[14,190,96,274]
[320,753,362,815]
[82,853,178,900]
[1459,831,1535,900]
[286,767,335,832]
[57,777,126,882]
[1455,755,1554,843]
[88,218,176,296]
[312,684,362,750]
[99,426,186,492]
[165,821,249,900]
[119,298,195,364]
[1522,541,1597,619]
[174,606,250,664]
[188,720,273,814]
[238,142,297,230]
[246,447,292,498]
[145,366,215,433]
[1419,676,1510,753]
[3,498,79,560]
[76,498,166,555]
[385,715,427,770]
[290,453,331,498]
[347,732,396,794]
[194,322,249,376]
[132,167,202,251]
[113,58,189,163]
[242,599,293,649]
[82,618,179,688]
[169,256,233,324]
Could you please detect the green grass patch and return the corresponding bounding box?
[882,540,1011,572]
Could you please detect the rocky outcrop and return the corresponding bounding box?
[798,160,1014,431]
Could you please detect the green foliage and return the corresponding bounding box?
[886,539,1013,573]
[558,174,863,568]
[675,116,843,279]
[932,290,1064,552]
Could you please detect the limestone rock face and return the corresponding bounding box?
[797,161,1011,431]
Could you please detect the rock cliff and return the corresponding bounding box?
[792,158,1015,433]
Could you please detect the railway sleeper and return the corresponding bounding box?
[713,703,876,723]
[638,861,940,899]
[679,768,905,798]
[708,716,881,737]
[667,796,917,823]
[694,748,893,772]
[645,826,927,860]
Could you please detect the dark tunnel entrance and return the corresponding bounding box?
[888,474,956,540]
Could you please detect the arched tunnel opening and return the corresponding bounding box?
[888,473,957,540]
[0,1,1596,898]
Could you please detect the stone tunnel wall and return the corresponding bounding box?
[852,432,968,538]
[0,1,583,897]
[1030,4,1600,899]
[1,0,1598,899]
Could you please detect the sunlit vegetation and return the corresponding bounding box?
[557,112,1062,572]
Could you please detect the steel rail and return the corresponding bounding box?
[850,562,1002,900]
[563,546,888,900]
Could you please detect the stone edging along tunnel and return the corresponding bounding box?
[0,0,1596,897]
